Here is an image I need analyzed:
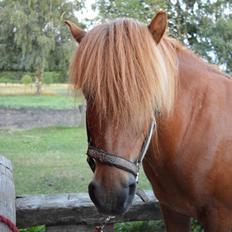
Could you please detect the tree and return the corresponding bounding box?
[94,0,232,75]
[0,0,84,93]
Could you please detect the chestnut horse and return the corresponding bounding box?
[66,11,232,231]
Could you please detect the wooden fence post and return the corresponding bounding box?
[0,155,16,232]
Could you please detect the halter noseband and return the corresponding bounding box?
[86,119,156,183]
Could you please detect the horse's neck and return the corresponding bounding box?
[154,47,229,157]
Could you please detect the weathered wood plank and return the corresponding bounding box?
[16,191,161,228]
[0,155,16,232]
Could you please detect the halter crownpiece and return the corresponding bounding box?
[86,119,156,183]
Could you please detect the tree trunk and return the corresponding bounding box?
[35,70,43,95]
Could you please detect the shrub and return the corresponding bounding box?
[0,77,10,84]
[57,71,69,83]
[43,75,53,85]
[43,72,58,84]
[0,71,33,83]
[21,74,33,85]
[0,72,17,83]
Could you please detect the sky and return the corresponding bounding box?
[75,0,98,28]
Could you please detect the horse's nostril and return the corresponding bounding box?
[88,181,97,200]
[88,181,96,196]
[88,181,101,209]
[128,181,136,195]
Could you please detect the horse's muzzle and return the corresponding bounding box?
[88,179,136,215]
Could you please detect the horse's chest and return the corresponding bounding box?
[143,158,197,216]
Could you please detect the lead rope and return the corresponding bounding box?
[0,215,19,232]
[93,190,150,232]
[93,216,116,232]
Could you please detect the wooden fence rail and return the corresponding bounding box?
[16,191,161,231]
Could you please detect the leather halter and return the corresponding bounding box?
[86,118,156,182]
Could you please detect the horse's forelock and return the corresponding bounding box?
[70,19,178,130]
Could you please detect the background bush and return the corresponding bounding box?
[0,71,24,83]
[0,71,67,84]
[21,74,33,85]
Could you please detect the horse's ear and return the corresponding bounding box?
[65,20,86,43]
[148,11,167,44]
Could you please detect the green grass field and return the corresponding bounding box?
[0,95,83,109]
[0,126,151,195]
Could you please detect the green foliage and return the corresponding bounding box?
[0,71,24,83]
[44,72,58,83]
[115,220,165,232]
[21,74,33,85]
[0,77,10,84]
[0,0,83,78]
[115,219,203,231]
[94,0,166,23]
[120,216,203,231]
[57,70,69,83]
[43,75,53,85]
[0,71,68,84]
[20,226,45,232]
[192,219,204,232]
[43,71,68,83]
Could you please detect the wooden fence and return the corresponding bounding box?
[1,155,162,232]
[16,191,161,231]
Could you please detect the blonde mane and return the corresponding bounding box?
[70,18,178,129]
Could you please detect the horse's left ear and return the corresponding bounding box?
[148,11,167,44]
[65,20,86,43]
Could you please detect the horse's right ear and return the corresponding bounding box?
[65,20,86,43]
[148,11,167,44]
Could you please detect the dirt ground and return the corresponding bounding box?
[0,107,84,129]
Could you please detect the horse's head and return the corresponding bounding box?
[66,11,174,215]
[84,104,156,215]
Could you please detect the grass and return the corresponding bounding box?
[0,127,89,194]
[0,95,84,109]
[0,127,152,195]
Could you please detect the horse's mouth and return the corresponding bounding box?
[88,181,136,215]
[91,194,134,215]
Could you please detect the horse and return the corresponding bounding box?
[65,11,232,231]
